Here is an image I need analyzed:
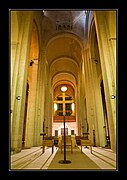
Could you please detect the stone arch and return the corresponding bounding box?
[45,32,84,51]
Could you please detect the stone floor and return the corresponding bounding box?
[10,145,117,171]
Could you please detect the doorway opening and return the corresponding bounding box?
[61,128,68,136]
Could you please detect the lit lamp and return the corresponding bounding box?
[71,103,74,115]
[61,86,67,116]
[61,86,67,92]
[111,95,115,99]
[54,103,57,115]
[59,85,71,164]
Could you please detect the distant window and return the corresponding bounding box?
[58,112,63,116]
[55,130,58,136]
[65,103,71,110]
[58,103,63,110]
[61,128,68,136]
[71,130,74,135]
[65,96,72,100]
[56,97,63,100]
[66,111,71,116]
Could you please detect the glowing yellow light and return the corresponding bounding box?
[54,103,57,111]
[61,86,67,92]
[72,103,74,111]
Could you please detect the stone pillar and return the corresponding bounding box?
[89,57,106,147]
[25,60,38,148]
[94,11,116,152]
[76,74,81,136]
[26,50,46,147]
[11,13,24,139]
[37,52,46,145]
[44,63,52,137]
[11,12,33,153]
[83,49,94,143]
[79,61,85,136]
[74,85,78,136]
[11,42,20,135]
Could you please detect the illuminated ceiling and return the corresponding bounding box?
[41,10,89,91]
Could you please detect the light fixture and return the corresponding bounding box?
[16,96,21,100]
[61,86,67,92]
[111,95,116,99]
[72,103,74,111]
[94,59,98,64]
[30,60,34,66]
[54,103,57,111]
[41,10,45,16]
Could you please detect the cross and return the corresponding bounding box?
[54,93,74,116]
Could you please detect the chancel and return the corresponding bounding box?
[10,10,117,170]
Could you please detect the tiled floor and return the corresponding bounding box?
[10,145,117,171]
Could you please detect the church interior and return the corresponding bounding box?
[10,10,117,170]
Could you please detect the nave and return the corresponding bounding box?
[11,145,116,170]
[10,10,117,171]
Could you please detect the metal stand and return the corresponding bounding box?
[59,115,71,164]
[93,130,96,147]
[40,132,46,153]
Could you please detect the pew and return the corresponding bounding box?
[42,139,54,154]
[80,139,93,153]
[60,136,73,153]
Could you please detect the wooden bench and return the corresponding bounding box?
[80,140,93,154]
[42,140,54,154]
[60,136,73,153]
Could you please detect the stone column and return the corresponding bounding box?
[94,11,116,152]
[44,63,51,137]
[39,50,47,141]
[76,73,81,136]
[83,49,95,143]
[25,60,38,148]
[89,56,106,147]
[11,12,33,153]
[27,50,46,147]
[79,61,85,136]
[11,13,24,139]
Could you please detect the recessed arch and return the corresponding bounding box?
[52,72,77,90]
[45,32,83,66]
[50,56,79,69]
[52,72,77,87]
[45,32,84,50]
[50,56,79,81]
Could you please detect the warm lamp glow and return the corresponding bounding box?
[54,103,57,111]
[72,103,74,111]
[61,86,67,92]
